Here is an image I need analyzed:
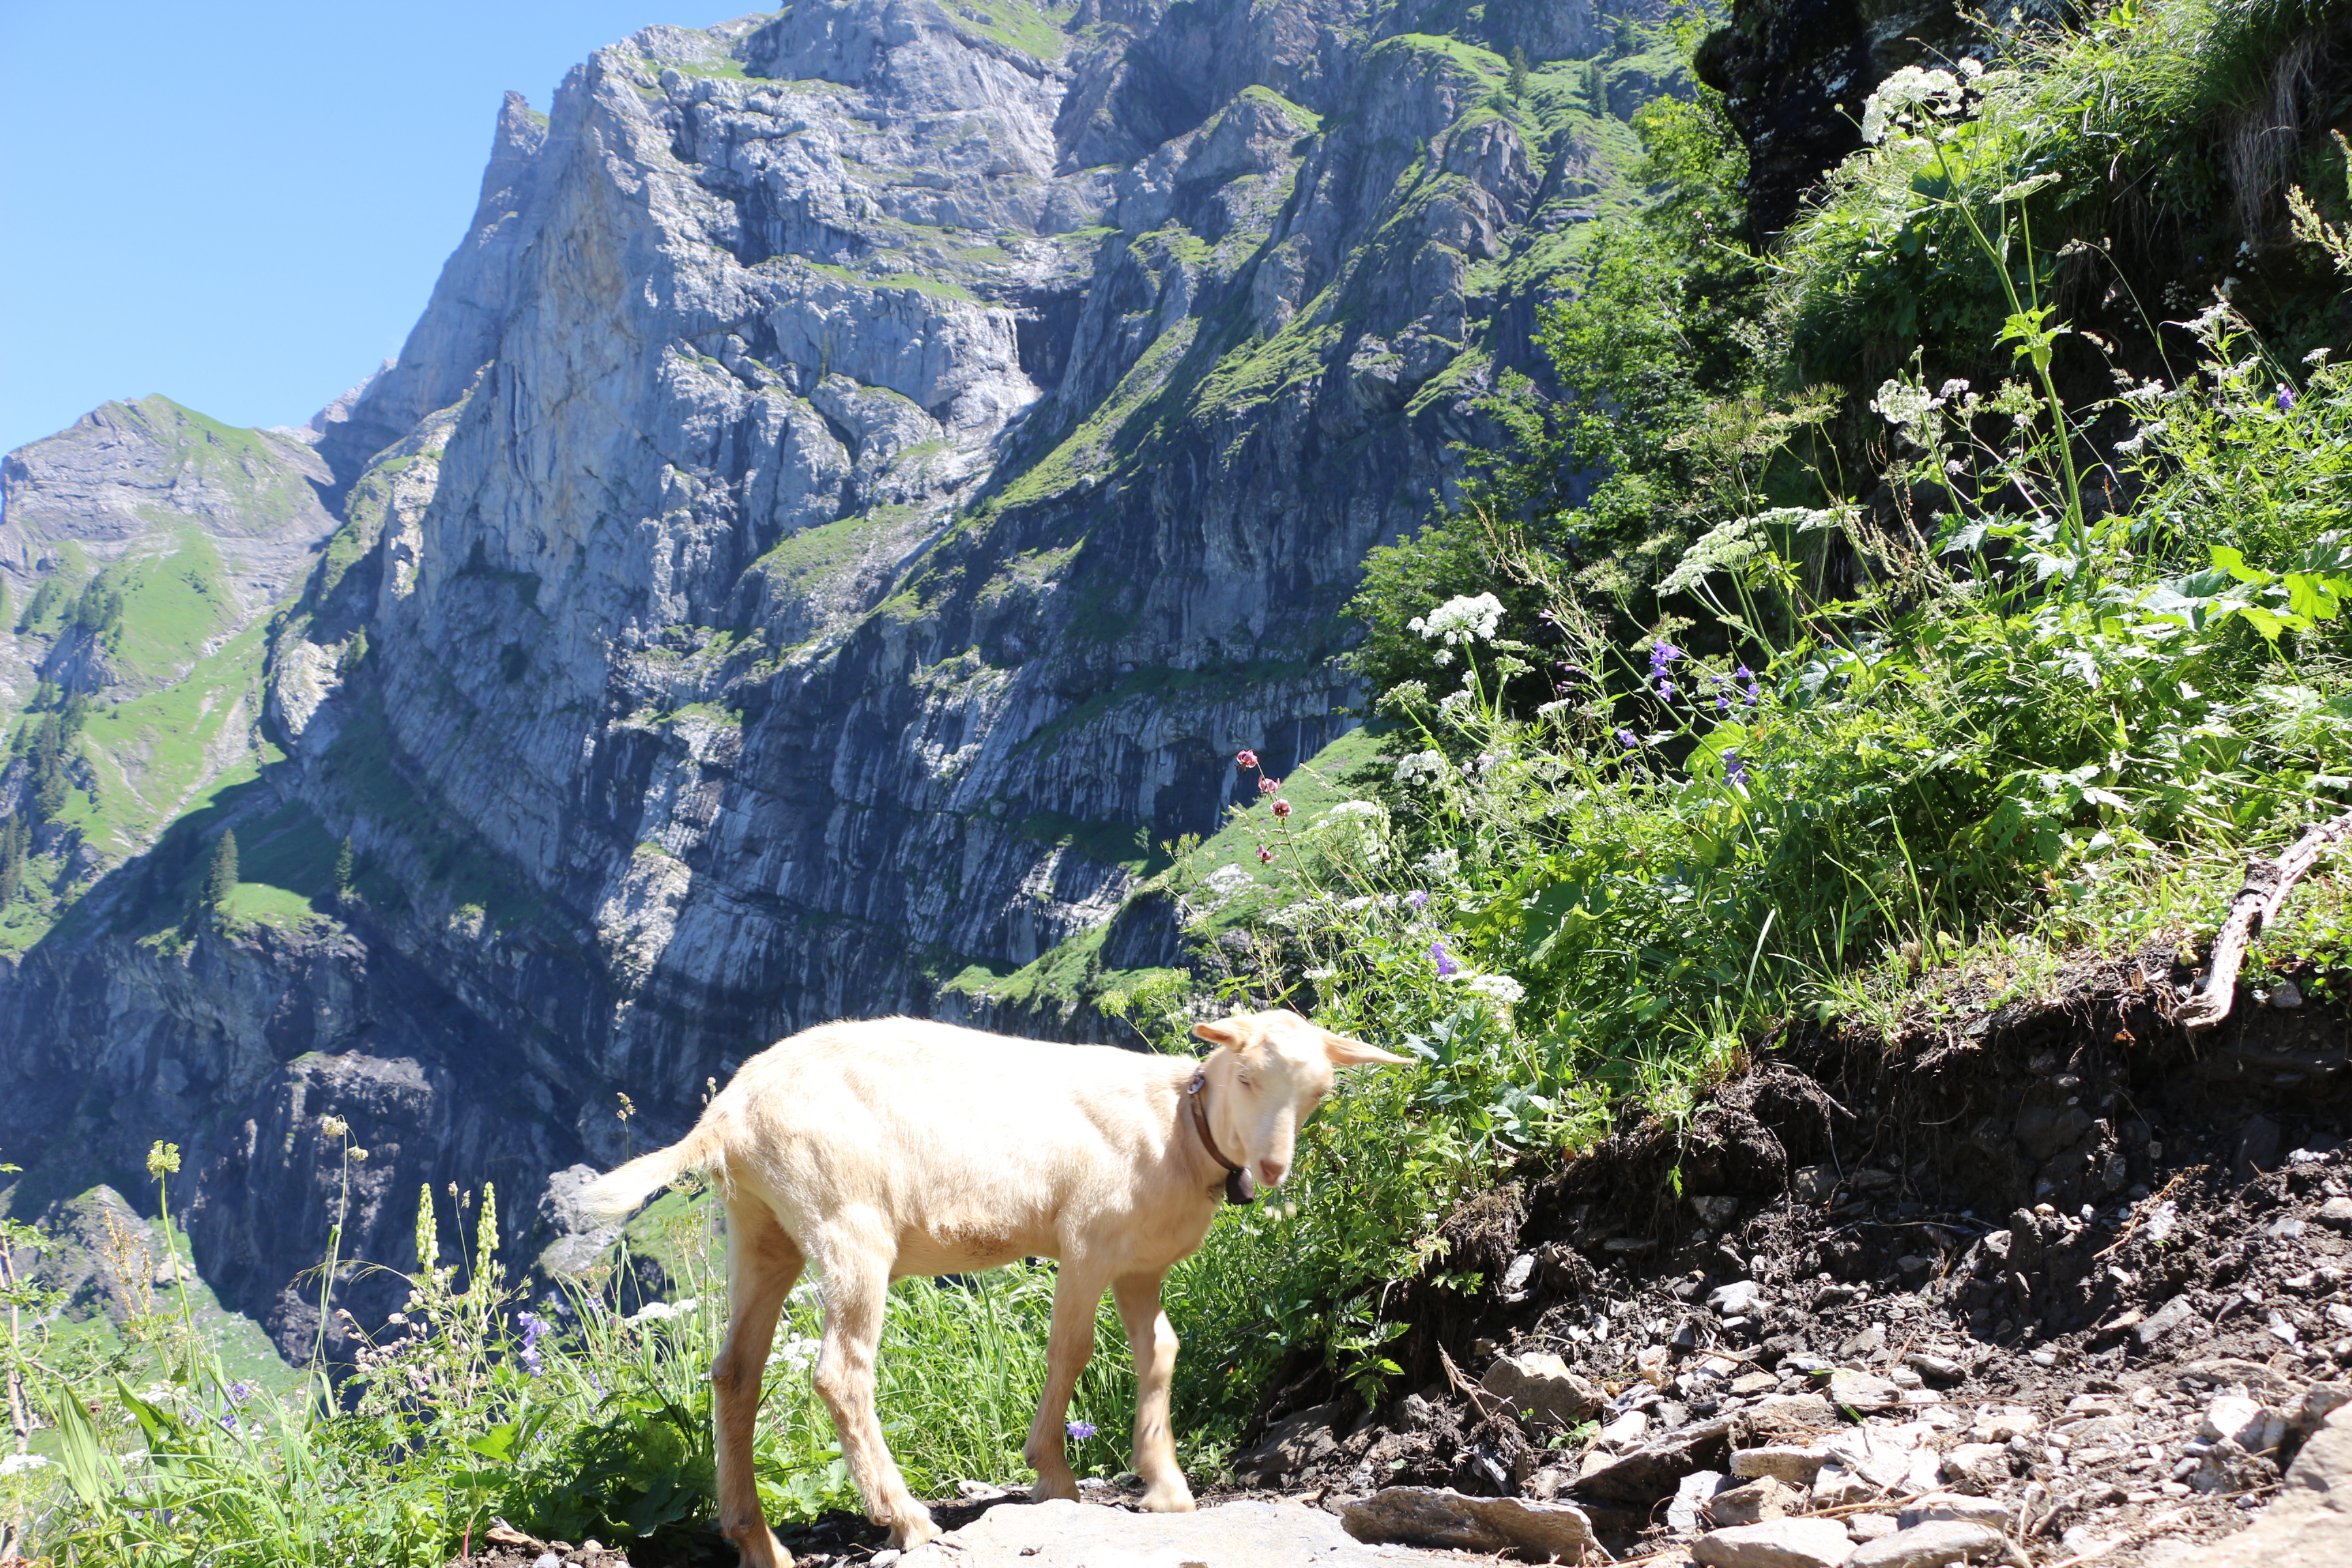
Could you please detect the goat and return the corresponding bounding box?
[577,1009,1408,1566]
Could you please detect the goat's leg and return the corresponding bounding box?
[714,1200,802,1568]
[810,1232,937,1548]
[1112,1269,1192,1512]
[1021,1260,1110,1501]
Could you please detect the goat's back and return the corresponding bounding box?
[708,1018,1201,1269]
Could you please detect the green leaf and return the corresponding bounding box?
[46,1383,121,1508]
[2206,545,2266,585]
[467,1421,523,1465]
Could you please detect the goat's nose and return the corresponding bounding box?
[1258,1158,1288,1188]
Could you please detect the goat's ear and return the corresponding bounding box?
[1322,1030,1411,1066]
[1193,1019,1243,1049]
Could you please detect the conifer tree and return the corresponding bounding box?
[204,830,239,911]
[334,836,356,900]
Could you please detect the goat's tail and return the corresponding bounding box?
[576,1124,721,1224]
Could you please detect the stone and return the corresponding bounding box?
[1695,1196,1743,1228]
[2270,979,2304,1009]
[1849,1514,1899,1542]
[1571,1414,1737,1502]
[1844,1521,2008,1568]
[1599,1407,1653,1451]
[1338,1488,1601,1560]
[1501,1252,1537,1300]
[2138,1295,2200,1346]
[1829,1370,1904,1407]
[1795,1166,1838,1203]
[901,1497,1466,1567]
[1842,1324,1888,1359]
[1690,1517,1857,1568]
[2200,1395,2285,1453]
[1905,1354,1965,1384]
[1732,1446,1829,1486]
[1733,1372,1782,1396]
[1231,1401,1341,1482]
[2289,1383,2352,1440]
[1482,1351,1605,1430]
[1940,1443,2012,1491]
[1712,1280,1774,1318]
[1970,1407,2038,1443]
[2161,1403,2352,1568]
[1670,1470,1732,1532]
[1709,1475,1803,1524]
[1898,1495,2015,1530]
[2317,1196,2352,1230]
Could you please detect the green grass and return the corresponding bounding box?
[941,0,1069,62]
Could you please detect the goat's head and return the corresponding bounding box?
[1192,1010,1409,1189]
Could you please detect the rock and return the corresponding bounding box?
[1940,1444,2012,1492]
[1737,1394,1841,1443]
[1232,1401,1341,1482]
[1732,1446,1829,1486]
[2317,1196,2352,1230]
[1501,1252,1537,1300]
[2289,1383,2352,1441]
[1905,1354,1965,1385]
[2270,979,2304,1009]
[2201,1395,2286,1454]
[2138,1295,2200,1347]
[1712,1281,1774,1318]
[1670,1470,1732,1532]
[1690,1517,1856,1568]
[1842,1324,1888,1359]
[1733,1372,1781,1396]
[1849,1514,1899,1542]
[1829,1370,1904,1408]
[1844,1521,2008,1568]
[1899,1495,2015,1530]
[1970,1407,2039,1443]
[1794,1166,1838,1203]
[2189,1437,2278,1494]
[1710,1475,1804,1524]
[902,1497,1465,1567]
[1339,1488,1601,1561]
[1482,1351,1605,1430]
[1695,1196,1743,1228]
[1599,1407,1654,1452]
[2162,1403,2352,1568]
[1571,1414,1736,1503]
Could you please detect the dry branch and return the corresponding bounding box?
[2178,806,2352,1030]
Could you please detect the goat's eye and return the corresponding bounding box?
[1237,1073,1256,1090]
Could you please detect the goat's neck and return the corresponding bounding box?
[1182,1047,1245,1194]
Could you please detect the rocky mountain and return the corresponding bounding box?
[0,0,1686,1361]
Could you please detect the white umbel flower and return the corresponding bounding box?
[1407,592,1505,646]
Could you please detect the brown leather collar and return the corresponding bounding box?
[1186,1066,1256,1205]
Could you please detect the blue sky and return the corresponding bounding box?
[1,1,715,457]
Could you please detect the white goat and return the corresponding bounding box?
[578,1009,1408,1566]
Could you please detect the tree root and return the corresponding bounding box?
[2179,805,2352,1030]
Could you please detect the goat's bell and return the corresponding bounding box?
[1224,1167,1256,1205]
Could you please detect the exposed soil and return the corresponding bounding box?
[474,938,2352,1568]
[1213,938,2352,1566]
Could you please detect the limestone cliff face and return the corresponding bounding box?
[2,0,1670,1354]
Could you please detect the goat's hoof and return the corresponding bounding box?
[1030,1473,1080,1503]
[889,1512,941,1550]
[1140,1482,1195,1513]
[724,1525,793,1567]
